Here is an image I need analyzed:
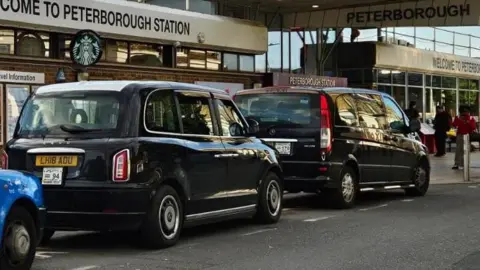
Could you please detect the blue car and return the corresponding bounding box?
[0,170,45,269]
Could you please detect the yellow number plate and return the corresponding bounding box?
[35,156,78,167]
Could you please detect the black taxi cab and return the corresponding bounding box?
[3,81,284,248]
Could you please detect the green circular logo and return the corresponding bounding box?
[69,30,103,67]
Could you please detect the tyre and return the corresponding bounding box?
[38,229,55,246]
[0,206,37,270]
[254,172,283,224]
[405,163,429,197]
[326,166,358,209]
[140,185,183,249]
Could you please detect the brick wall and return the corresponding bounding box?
[0,57,264,87]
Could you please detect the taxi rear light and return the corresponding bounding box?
[1,151,7,169]
[112,149,130,182]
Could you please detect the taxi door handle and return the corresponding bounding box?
[384,135,398,142]
[214,153,239,158]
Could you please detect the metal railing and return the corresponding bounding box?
[383,27,480,58]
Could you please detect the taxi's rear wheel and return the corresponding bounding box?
[38,229,55,246]
[0,206,37,270]
[140,185,183,249]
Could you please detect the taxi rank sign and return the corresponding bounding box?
[346,4,470,24]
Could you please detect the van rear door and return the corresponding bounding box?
[235,89,323,179]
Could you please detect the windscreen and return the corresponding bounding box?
[16,91,122,137]
[235,93,318,127]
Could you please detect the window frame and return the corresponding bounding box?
[353,93,387,130]
[382,95,408,133]
[174,90,219,137]
[142,88,180,135]
[212,93,248,137]
[334,93,359,128]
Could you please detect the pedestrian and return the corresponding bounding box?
[452,106,476,169]
[405,101,420,121]
[433,105,451,157]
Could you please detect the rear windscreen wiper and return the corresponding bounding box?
[59,124,103,134]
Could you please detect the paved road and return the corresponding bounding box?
[32,184,480,270]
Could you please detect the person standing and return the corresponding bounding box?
[452,106,476,169]
[405,101,420,121]
[433,106,451,157]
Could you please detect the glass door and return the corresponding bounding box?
[6,84,30,142]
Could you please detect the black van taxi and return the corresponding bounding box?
[234,87,430,208]
[3,81,284,248]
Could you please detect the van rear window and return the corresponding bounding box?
[235,94,316,126]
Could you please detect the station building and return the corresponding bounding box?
[0,0,270,145]
[1,0,480,145]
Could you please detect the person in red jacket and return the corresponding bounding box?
[452,106,477,169]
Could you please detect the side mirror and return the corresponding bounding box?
[229,122,245,137]
[408,119,421,133]
[246,118,260,135]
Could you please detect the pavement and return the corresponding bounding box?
[32,183,480,270]
[430,152,480,184]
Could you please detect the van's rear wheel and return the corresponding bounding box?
[140,185,183,249]
[325,166,358,209]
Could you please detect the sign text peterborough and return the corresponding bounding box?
[0,0,190,35]
[433,57,480,74]
[347,4,470,24]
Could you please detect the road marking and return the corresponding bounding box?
[71,266,99,270]
[242,228,277,236]
[358,204,388,211]
[401,199,414,202]
[468,185,478,188]
[35,251,68,259]
[303,216,334,222]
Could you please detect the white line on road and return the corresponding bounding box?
[401,199,414,202]
[358,204,388,212]
[303,216,334,222]
[35,251,69,259]
[468,185,478,188]
[70,266,99,270]
[242,228,277,236]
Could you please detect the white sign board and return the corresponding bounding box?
[194,81,244,97]
[283,0,480,28]
[0,70,45,84]
[0,0,267,53]
[375,43,480,77]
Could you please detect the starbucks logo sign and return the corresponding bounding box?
[69,30,103,67]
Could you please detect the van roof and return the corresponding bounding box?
[236,86,381,95]
[35,81,228,95]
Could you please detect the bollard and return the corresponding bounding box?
[464,134,470,181]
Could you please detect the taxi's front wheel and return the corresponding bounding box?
[0,206,37,270]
